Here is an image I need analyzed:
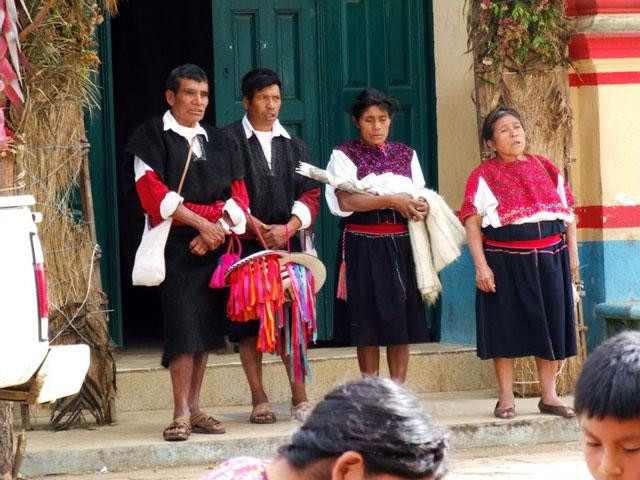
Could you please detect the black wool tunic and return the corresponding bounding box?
[125,117,244,367]
[221,121,319,340]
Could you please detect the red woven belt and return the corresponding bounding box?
[484,234,562,249]
[345,223,408,234]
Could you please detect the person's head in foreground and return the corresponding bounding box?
[275,377,447,479]
[574,330,640,480]
[206,378,447,480]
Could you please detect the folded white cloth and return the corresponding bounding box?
[298,162,465,304]
[409,188,466,304]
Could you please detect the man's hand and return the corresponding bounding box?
[261,224,288,249]
[198,220,226,251]
[189,235,209,256]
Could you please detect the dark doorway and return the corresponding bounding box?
[111,0,214,346]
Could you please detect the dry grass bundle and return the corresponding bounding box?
[8,0,117,429]
[473,68,573,168]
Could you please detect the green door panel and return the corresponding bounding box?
[213,0,435,340]
[325,0,428,162]
[87,16,122,346]
[322,0,435,336]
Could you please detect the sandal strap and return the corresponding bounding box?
[191,410,224,428]
[165,417,192,434]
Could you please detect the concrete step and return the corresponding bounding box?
[113,343,496,412]
[20,389,580,477]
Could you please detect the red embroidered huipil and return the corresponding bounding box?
[459,154,575,228]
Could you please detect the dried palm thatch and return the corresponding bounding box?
[473,68,572,168]
[466,1,586,396]
[8,0,116,429]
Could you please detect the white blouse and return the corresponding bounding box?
[324,148,426,217]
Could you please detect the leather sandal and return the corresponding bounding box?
[190,410,226,434]
[250,402,277,424]
[163,416,191,441]
[290,401,313,423]
[538,400,576,418]
[494,401,516,419]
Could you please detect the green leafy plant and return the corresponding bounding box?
[468,0,573,83]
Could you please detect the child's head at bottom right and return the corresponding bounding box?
[574,330,640,480]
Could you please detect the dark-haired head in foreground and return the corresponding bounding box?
[203,378,447,479]
[277,377,448,479]
[574,331,640,480]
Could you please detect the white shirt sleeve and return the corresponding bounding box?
[324,150,358,217]
[134,155,183,219]
[291,201,312,229]
[410,152,426,189]
[223,198,246,234]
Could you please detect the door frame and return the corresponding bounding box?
[88,0,439,347]
[87,15,123,346]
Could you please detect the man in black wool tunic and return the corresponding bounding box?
[125,64,249,441]
[222,68,321,424]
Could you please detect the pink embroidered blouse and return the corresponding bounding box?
[201,457,270,480]
[459,154,575,228]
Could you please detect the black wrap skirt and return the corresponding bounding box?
[476,220,577,360]
[158,226,226,367]
[333,210,430,346]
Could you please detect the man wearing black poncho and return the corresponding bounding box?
[125,64,249,441]
[222,68,321,425]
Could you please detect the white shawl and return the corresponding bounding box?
[298,162,465,304]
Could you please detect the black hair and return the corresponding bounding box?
[481,106,524,142]
[574,330,640,420]
[166,64,208,93]
[241,68,281,102]
[350,88,399,120]
[278,378,448,479]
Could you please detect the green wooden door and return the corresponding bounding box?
[320,0,437,336]
[323,0,430,163]
[212,0,436,340]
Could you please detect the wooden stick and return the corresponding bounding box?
[19,0,56,42]
[10,431,25,480]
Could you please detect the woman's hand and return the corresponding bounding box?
[198,220,226,251]
[391,194,428,222]
[189,235,209,256]
[475,263,496,293]
[416,197,429,218]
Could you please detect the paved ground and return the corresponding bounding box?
[26,442,591,479]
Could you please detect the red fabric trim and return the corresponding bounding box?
[569,71,640,87]
[484,234,562,249]
[135,170,169,225]
[298,187,322,225]
[570,33,640,60]
[576,205,640,228]
[182,201,225,224]
[346,223,408,234]
[567,0,640,16]
[231,179,250,209]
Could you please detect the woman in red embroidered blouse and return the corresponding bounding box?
[460,106,579,421]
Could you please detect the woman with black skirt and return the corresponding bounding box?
[459,106,579,420]
[325,88,430,383]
